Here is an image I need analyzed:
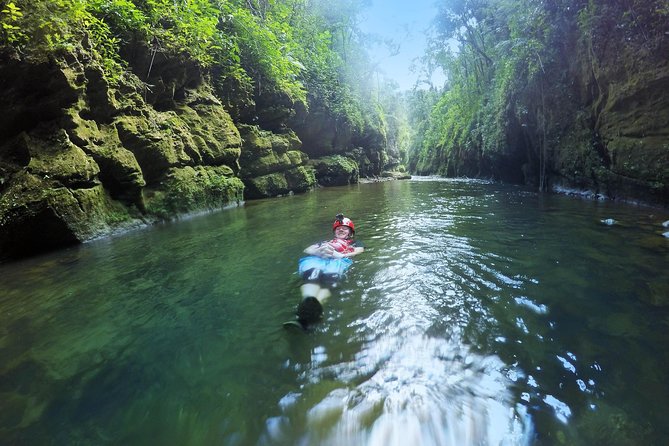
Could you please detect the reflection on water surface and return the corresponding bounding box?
[1,178,668,445]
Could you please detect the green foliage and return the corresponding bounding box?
[578,0,669,51]
[1,0,394,171]
[89,0,233,67]
[375,84,410,164]
[150,0,225,66]
[91,0,147,36]
[277,0,364,127]
[1,0,126,82]
[410,0,557,177]
[0,0,303,96]
[223,1,306,101]
[0,1,25,45]
[411,0,669,182]
[2,0,82,52]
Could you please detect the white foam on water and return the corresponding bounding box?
[279,330,533,445]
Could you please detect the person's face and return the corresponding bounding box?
[334,225,351,239]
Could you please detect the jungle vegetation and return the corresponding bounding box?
[0,0,410,162]
[1,0,667,192]
[407,0,669,190]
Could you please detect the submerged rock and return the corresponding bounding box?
[380,171,412,180]
[577,401,653,445]
[587,313,643,338]
[646,280,669,306]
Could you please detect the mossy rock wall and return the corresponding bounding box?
[243,166,316,199]
[0,50,249,261]
[0,39,392,261]
[0,171,135,259]
[238,124,316,198]
[144,166,244,218]
[309,155,359,186]
[289,96,389,179]
[545,13,669,206]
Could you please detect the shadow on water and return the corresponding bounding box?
[1,178,669,445]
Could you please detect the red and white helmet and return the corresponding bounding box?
[332,213,355,234]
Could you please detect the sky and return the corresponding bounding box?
[357,0,447,90]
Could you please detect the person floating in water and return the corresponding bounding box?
[287,214,364,329]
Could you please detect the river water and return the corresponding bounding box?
[1,178,668,445]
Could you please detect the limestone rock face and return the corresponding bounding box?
[143,165,244,217]
[352,123,388,178]
[550,18,669,205]
[0,39,393,261]
[0,171,134,259]
[289,97,388,181]
[0,49,247,261]
[290,105,355,157]
[309,155,359,186]
[0,59,79,142]
[238,125,316,198]
[588,64,669,203]
[254,89,298,131]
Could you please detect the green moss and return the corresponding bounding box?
[238,125,273,158]
[175,102,242,165]
[144,166,244,218]
[55,185,137,239]
[243,172,289,199]
[608,137,669,183]
[0,172,46,225]
[238,124,309,179]
[0,168,142,259]
[576,401,652,445]
[24,130,100,187]
[241,151,287,177]
[553,127,600,190]
[242,165,317,199]
[286,150,308,165]
[380,171,411,180]
[309,155,359,186]
[114,115,185,182]
[67,116,146,201]
[286,166,317,192]
[269,130,301,154]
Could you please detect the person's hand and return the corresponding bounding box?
[318,243,335,258]
[327,243,346,259]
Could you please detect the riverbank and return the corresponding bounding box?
[359,171,412,183]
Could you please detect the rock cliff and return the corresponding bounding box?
[406,2,668,207]
[551,20,669,204]
[0,43,389,261]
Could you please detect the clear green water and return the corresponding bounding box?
[1,178,668,445]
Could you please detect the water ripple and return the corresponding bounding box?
[271,197,541,444]
[281,331,532,445]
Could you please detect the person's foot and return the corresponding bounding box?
[283,320,307,331]
[297,296,323,324]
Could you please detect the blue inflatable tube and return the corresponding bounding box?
[298,256,353,277]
